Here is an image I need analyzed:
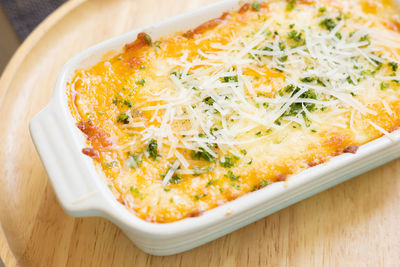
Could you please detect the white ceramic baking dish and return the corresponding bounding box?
[29,0,400,256]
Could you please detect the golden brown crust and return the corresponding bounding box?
[239,3,250,13]
[124,32,152,51]
[307,157,327,167]
[82,147,100,159]
[77,121,112,149]
[343,145,359,154]
[184,12,229,38]
[186,210,205,218]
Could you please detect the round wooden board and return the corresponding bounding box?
[1,0,400,266]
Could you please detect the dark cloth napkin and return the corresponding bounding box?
[1,0,66,40]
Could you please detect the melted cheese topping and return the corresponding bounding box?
[68,0,400,222]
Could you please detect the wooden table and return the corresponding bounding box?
[0,0,399,266]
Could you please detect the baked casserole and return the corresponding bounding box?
[68,0,400,222]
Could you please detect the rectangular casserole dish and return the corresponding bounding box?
[30,0,400,256]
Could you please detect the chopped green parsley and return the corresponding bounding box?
[286,0,296,11]
[288,30,303,43]
[116,113,130,124]
[170,174,182,184]
[225,170,240,181]
[320,18,337,31]
[144,35,152,46]
[191,148,215,162]
[147,139,160,160]
[252,1,260,11]
[203,96,215,105]
[206,179,217,187]
[194,194,207,201]
[135,79,146,86]
[220,155,239,168]
[389,62,398,72]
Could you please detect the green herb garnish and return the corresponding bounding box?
[288,30,303,42]
[144,35,152,46]
[170,174,182,184]
[320,18,337,31]
[389,62,398,72]
[380,82,389,90]
[206,179,217,187]
[203,96,215,105]
[220,75,238,83]
[135,79,146,86]
[300,77,315,83]
[154,41,161,48]
[130,186,141,195]
[123,100,132,107]
[116,113,130,124]
[252,1,260,11]
[220,155,239,168]
[286,0,296,11]
[194,194,207,201]
[225,170,240,181]
[147,139,160,160]
[104,161,118,168]
[191,148,215,162]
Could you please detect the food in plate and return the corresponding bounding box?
[68,0,400,223]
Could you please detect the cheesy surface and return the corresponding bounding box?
[68,0,400,223]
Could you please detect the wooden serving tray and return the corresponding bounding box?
[0,0,399,265]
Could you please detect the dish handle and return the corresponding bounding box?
[29,102,109,217]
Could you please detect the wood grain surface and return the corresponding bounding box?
[0,0,399,266]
